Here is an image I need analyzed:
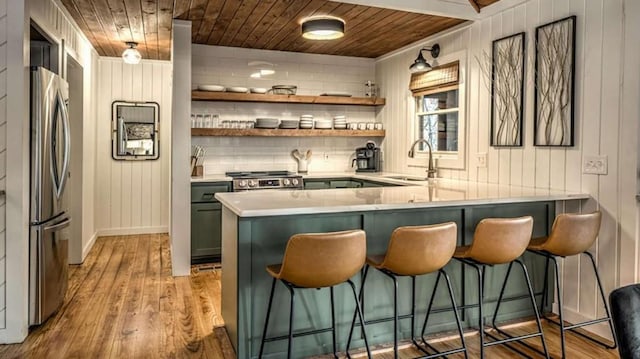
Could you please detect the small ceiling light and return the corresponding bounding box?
[409,44,441,73]
[122,42,141,65]
[301,17,345,40]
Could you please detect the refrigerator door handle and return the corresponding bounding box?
[51,90,70,198]
[42,217,71,233]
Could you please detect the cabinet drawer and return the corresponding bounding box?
[191,182,231,202]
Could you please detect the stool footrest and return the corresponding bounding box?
[263,326,334,343]
[485,329,547,357]
[543,315,617,349]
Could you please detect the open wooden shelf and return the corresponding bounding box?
[191,91,385,106]
[191,128,386,137]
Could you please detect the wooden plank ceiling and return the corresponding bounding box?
[61,0,500,60]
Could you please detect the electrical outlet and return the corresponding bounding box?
[583,155,608,175]
[476,152,487,168]
[323,152,329,160]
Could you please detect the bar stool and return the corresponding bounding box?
[454,216,549,359]
[258,229,371,359]
[524,211,617,358]
[346,222,468,359]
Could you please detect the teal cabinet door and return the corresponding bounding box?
[329,180,362,188]
[191,202,222,260]
[303,179,331,189]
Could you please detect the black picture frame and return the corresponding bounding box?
[534,15,576,147]
[490,32,525,147]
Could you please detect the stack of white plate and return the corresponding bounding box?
[255,118,280,129]
[197,84,225,92]
[333,115,347,129]
[314,119,333,129]
[279,119,299,129]
[227,86,249,93]
[299,115,314,129]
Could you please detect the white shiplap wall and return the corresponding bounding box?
[376,0,639,338]
[95,59,172,236]
[191,45,381,174]
[0,0,8,329]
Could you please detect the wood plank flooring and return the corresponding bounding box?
[0,234,620,358]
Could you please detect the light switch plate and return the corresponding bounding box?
[583,155,608,175]
[476,152,487,168]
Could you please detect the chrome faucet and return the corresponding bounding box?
[408,139,437,178]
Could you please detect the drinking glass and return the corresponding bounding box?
[191,114,196,128]
[195,114,204,128]
[204,114,213,128]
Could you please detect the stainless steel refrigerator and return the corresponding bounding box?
[29,67,71,326]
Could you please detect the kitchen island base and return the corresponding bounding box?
[221,201,556,358]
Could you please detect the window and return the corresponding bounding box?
[408,55,466,170]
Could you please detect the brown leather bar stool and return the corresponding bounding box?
[258,229,371,359]
[523,211,617,358]
[345,222,468,359]
[454,216,549,359]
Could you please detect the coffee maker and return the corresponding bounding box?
[353,141,381,172]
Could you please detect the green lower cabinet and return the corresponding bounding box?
[191,202,223,261]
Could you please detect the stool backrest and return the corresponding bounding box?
[541,211,601,257]
[379,222,457,276]
[278,229,366,288]
[467,216,533,265]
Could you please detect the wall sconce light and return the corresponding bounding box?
[122,42,141,65]
[301,17,345,40]
[409,44,440,73]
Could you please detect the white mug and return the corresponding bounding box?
[366,123,374,130]
[374,123,383,130]
[357,123,366,130]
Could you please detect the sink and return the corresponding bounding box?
[383,175,429,182]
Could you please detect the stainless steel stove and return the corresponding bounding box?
[226,170,303,191]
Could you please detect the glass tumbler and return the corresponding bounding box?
[195,114,204,128]
[204,114,212,128]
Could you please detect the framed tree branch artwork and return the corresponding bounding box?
[534,15,576,146]
[491,32,525,147]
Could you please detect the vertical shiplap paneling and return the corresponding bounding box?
[509,4,527,187]
[375,0,632,339]
[596,0,623,317]
[497,10,513,185]
[95,59,172,235]
[0,0,7,328]
[578,0,605,318]
[521,1,538,189]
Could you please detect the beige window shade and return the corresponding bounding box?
[410,61,459,96]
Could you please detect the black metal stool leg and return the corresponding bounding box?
[346,265,369,354]
[420,270,442,347]
[550,255,566,358]
[541,255,550,314]
[491,262,514,329]
[585,251,618,349]
[330,286,337,358]
[442,269,469,359]
[411,276,417,340]
[347,279,372,358]
[473,264,485,359]
[258,278,277,359]
[285,282,296,359]
[392,274,399,358]
[517,259,550,359]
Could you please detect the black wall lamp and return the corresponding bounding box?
[409,44,440,73]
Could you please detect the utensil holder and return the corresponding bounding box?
[191,165,203,177]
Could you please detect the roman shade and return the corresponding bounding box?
[410,61,459,97]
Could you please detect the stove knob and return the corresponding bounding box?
[291,178,299,186]
[283,178,291,186]
[248,180,257,187]
[238,180,248,188]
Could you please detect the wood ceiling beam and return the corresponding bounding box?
[468,0,481,13]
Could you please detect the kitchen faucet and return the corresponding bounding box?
[408,139,437,179]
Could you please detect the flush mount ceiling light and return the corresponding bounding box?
[409,44,441,73]
[122,42,141,64]
[301,17,345,40]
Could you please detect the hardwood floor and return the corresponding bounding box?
[0,234,619,358]
[0,234,233,359]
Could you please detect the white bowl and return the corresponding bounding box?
[228,86,249,93]
[198,84,225,92]
[250,87,268,94]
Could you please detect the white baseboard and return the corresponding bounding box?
[552,304,614,341]
[96,226,169,237]
[81,231,98,261]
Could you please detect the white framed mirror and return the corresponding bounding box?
[112,101,160,160]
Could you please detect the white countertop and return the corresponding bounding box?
[214,173,589,217]
[191,174,232,182]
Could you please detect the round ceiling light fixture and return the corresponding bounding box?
[122,42,142,65]
[301,17,345,40]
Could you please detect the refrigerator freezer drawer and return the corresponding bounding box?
[29,216,70,325]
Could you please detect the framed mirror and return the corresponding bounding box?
[112,101,159,160]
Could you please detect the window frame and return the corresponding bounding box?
[407,50,467,170]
